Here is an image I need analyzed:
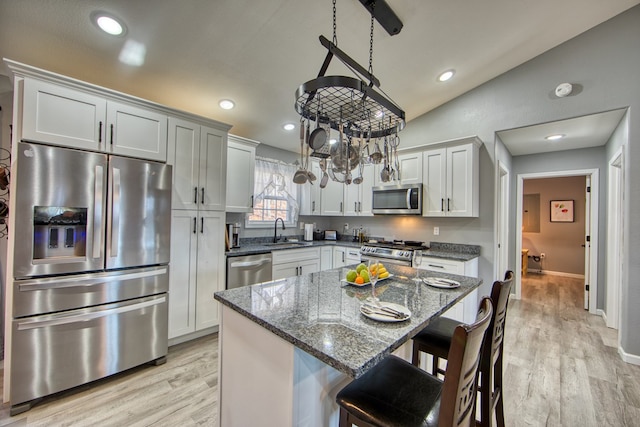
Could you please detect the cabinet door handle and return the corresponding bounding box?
[354,202,357,212]
[193,217,197,234]
[194,187,198,204]
[98,121,103,143]
[201,188,205,204]
[358,201,362,212]
[342,253,345,263]
[251,195,254,208]
[200,217,204,234]
[110,124,114,145]
[312,201,315,212]
[447,198,451,212]
[340,202,343,213]
[441,198,444,212]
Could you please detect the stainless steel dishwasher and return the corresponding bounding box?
[226,253,273,289]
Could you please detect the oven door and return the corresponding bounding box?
[360,254,412,267]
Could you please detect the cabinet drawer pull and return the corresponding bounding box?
[99,121,103,143]
[193,217,197,234]
[201,187,205,204]
[428,264,444,268]
[194,187,198,204]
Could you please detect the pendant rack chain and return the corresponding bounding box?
[368,1,375,76]
[332,0,338,45]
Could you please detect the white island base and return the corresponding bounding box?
[217,305,413,427]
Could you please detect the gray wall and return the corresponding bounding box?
[522,176,587,275]
[376,6,640,356]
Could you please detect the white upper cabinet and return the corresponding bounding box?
[106,100,167,161]
[397,152,423,185]
[422,138,480,217]
[344,164,374,216]
[168,117,227,211]
[320,176,345,216]
[21,78,167,161]
[226,135,259,213]
[300,160,322,216]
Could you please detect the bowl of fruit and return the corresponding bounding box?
[342,263,392,287]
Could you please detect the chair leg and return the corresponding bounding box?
[478,369,491,427]
[412,343,420,367]
[339,407,349,427]
[432,355,439,376]
[494,357,505,427]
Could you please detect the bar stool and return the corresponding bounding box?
[336,297,493,427]
[411,271,514,427]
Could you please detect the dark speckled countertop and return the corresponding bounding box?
[226,240,480,262]
[214,264,482,378]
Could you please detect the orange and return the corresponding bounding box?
[355,276,365,284]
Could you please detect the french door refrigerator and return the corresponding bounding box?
[9,141,172,415]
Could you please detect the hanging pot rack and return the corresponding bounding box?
[294,35,405,143]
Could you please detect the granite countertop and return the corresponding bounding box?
[226,240,480,262]
[214,264,482,378]
[225,240,362,257]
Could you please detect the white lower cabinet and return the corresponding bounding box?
[272,247,321,280]
[169,210,225,339]
[333,246,361,268]
[419,256,478,323]
[320,246,333,271]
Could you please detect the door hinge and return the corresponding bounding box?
[587,186,591,192]
[586,235,591,242]
[586,284,590,291]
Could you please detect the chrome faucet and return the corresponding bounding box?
[274,217,285,243]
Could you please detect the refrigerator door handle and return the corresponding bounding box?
[111,167,121,258]
[16,296,166,330]
[93,165,104,259]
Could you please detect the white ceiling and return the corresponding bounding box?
[0,0,638,153]
[497,109,627,157]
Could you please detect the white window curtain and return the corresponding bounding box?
[245,157,300,228]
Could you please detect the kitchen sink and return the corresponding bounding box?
[264,241,312,248]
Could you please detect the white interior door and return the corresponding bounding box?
[496,163,510,278]
[584,176,591,310]
[606,150,624,329]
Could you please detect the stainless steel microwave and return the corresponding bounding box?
[371,184,422,215]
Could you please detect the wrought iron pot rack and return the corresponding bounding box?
[294,35,405,141]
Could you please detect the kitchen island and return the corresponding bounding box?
[214,264,482,427]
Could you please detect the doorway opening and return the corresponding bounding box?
[606,147,624,331]
[515,169,599,314]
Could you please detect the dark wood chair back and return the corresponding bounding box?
[439,297,493,427]
[488,271,514,367]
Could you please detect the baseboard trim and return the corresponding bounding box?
[619,346,640,366]
[168,326,218,347]
[526,269,585,279]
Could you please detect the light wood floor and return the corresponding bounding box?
[1,274,639,426]
[504,274,640,426]
[0,335,218,426]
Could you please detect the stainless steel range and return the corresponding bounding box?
[360,241,428,266]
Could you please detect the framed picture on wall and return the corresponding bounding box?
[550,200,574,222]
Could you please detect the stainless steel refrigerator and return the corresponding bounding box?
[9,141,172,415]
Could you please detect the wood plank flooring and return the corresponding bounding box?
[0,273,639,426]
[504,274,640,426]
[0,335,218,426]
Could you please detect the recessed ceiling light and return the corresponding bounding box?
[545,134,565,141]
[374,110,384,119]
[283,123,295,131]
[437,69,455,82]
[219,99,235,110]
[92,12,126,36]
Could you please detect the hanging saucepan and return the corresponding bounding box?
[308,111,327,150]
[319,159,329,188]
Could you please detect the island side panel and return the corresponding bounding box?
[219,306,295,427]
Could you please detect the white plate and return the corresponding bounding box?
[423,277,461,289]
[360,302,411,323]
[341,274,394,287]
